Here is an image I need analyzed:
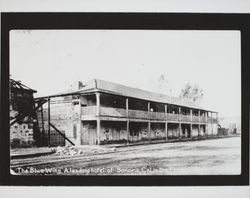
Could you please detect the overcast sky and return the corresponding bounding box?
[10,30,241,117]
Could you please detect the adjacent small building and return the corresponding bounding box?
[10,79,38,148]
[35,79,219,146]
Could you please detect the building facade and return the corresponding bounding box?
[36,79,218,146]
[10,79,38,148]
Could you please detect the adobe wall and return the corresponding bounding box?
[10,91,36,148]
[37,97,81,146]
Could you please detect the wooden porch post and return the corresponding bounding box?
[165,105,168,141]
[165,122,168,141]
[96,92,101,145]
[178,107,181,121]
[48,98,51,147]
[179,123,181,138]
[148,122,151,143]
[198,124,201,137]
[198,110,200,123]
[190,109,193,122]
[190,124,193,138]
[126,98,129,144]
[127,121,130,144]
[77,95,82,146]
[148,102,151,143]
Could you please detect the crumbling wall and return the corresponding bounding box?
[10,90,36,148]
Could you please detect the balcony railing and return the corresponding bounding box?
[200,116,207,123]
[100,107,127,117]
[192,116,200,122]
[81,106,96,115]
[179,114,192,122]
[150,111,167,120]
[167,113,178,121]
[128,109,149,119]
[81,106,217,123]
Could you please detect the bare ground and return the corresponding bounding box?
[10,136,241,175]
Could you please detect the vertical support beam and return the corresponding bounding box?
[48,98,50,147]
[148,102,151,143]
[198,110,200,123]
[165,122,168,141]
[198,124,201,137]
[211,123,214,136]
[165,104,168,141]
[148,122,151,144]
[179,123,181,138]
[96,92,100,145]
[96,92,100,116]
[190,109,193,122]
[165,104,168,120]
[190,124,193,138]
[126,98,129,144]
[178,107,181,121]
[96,118,101,145]
[148,102,151,112]
[41,103,45,133]
[126,98,129,117]
[127,120,130,144]
[205,111,208,123]
[77,95,82,146]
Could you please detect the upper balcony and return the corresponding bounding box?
[81,106,217,124]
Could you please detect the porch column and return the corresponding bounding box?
[198,124,201,137]
[165,122,168,141]
[127,120,130,144]
[178,107,181,121]
[190,124,193,138]
[198,110,200,123]
[179,123,181,138]
[126,98,129,117]
[190,109,193,122]
[48,98,51,147]
[96,92,101,145]
[148,122,151,143]
[165,104,168,120]
[126,98,129,144]
[148,102,151,143]
[205,111,208,123]
[77,95,82,146]
[165,104,168,141]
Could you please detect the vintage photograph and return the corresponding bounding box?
[9,30,241,176]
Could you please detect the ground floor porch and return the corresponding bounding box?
[76,120,218,145]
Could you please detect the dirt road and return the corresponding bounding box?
[10,136,241,175]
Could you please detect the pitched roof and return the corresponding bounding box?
[78,79,215,112]
[36,78,217,112]
[10,78,37,93]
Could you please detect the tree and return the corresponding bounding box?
[179,83,204,102]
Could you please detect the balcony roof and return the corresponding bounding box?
[81,79,217,112]
[35,79,217,112]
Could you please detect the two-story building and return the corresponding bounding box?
[36,79,218,146]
